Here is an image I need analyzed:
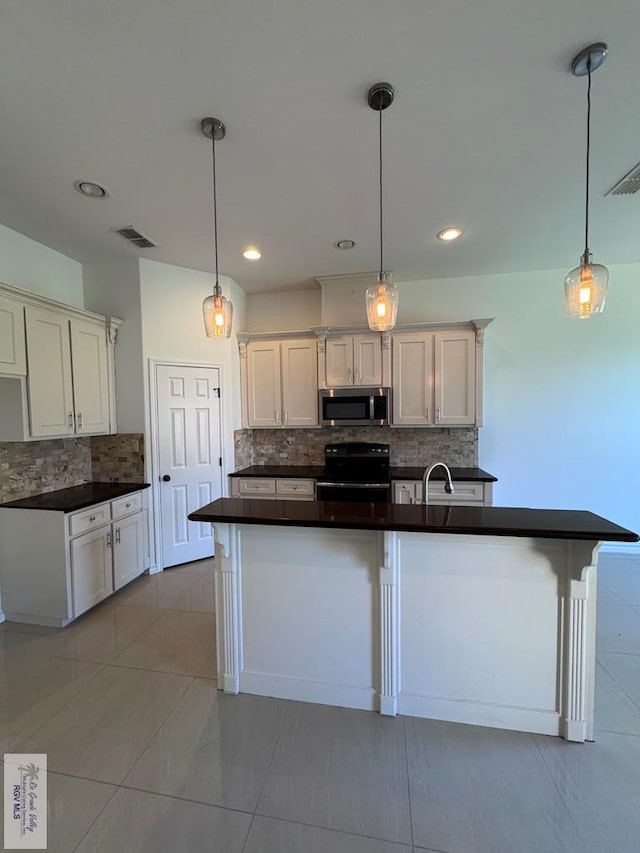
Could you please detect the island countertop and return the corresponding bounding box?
[189,498,638,542]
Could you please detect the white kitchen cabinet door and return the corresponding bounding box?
[325,337,352,387]
[352,334,382,386]
[0,294,26,375]
[391,332,434,426]
[70,319,109,434]
[434,330,476,425]
[70,525,113,617]
[281,339,318,426]
[247,342,282,427]
[25,306,75,436]
[113,511,145,590]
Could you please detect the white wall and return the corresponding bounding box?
[246,289,321,332]
[83,259,146,433]
[0,224,83,307]
[138,259,246,490]
[246,264,640,538]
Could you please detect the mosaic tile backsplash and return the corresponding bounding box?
[234,427,477,468]
[0,433,145,503]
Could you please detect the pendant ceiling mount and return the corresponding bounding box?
[367,83,395,112]
[571,42,608,77]
[201,117,226,141]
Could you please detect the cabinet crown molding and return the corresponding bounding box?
[0,281,123,327]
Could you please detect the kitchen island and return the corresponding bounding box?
[188,498,638,742]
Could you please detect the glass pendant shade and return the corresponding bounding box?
[564,257,608,319]
[203,289,233,338]
[366,273,399,332]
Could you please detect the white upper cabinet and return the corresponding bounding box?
[280,339,318,426]
[26,306,76,437]
[392,332,435,426]
[0,294,26,375]
[392,327,481,427]
[325,334,382,387]
[26,307,110,437]
[434,330,476,426]
[245,337,318,428]
[70,319,110,434]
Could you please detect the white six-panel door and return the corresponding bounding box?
[156,365,223,568]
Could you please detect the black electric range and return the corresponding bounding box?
[316,442,391,503]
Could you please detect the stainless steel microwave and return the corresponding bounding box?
[319,387,391,426]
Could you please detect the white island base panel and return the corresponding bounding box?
[212,523,599,742]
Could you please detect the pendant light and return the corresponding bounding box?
[366,83,399,332]
[564,43,608,319]
[201,117,233,338]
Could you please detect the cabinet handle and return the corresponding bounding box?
[284,410,288,425]
[274,408,280,424]
[436,407,441,422]
[425,407,430,421]
[354,368,359,385]
[68,411,74,428]
[107,531,112,548]
[89,515,96,522]
[78,411,84,429]
[115,527,121,544]
[347,368,352,384]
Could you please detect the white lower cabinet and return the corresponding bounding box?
[393,480,492,506]
[230,477,315,501]
[0,490,149,626]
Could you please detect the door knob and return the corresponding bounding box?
[162,475,171,482]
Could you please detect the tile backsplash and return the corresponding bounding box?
[0,433,145,503]
[235,427,477,468]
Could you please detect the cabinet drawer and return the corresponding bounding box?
[427,481,484,502]
[111,492,142,520]
[276,479,315,498]
[69,503,110,537]
[237,478,276,497]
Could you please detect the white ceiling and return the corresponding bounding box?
[1,0,639,294]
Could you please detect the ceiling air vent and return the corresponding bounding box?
[114,226,156,248]
[606,162,640,196]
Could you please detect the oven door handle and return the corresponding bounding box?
[316,482,390,489]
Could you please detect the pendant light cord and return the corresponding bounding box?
[584,58,592,257]
[378,105,384,279]
[211,136,220,289]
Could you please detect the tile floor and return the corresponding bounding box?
[1,553,639,852]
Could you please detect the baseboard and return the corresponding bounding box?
[240,671,377,712]
[3,611,69,628]
[397,692,561,737]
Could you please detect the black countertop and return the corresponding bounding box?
[189,498,639,542]
[0,482,150,513]
[230,465,497,482]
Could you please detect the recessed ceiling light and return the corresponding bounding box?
[437,226,463,242]
[334,239,357,250]
[243,247,262,260]
[74,180,109,199]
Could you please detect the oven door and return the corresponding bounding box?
[316,482,391,503]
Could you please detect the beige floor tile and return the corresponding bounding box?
[0,770,115,853]
[598,562,640,606]
[19,665,192,783]
[406,717,584,853]
[536,730,640,853]
[75,788,250,853]
[111,569,201,611]
[125,681,286,810]
[112,609,215,676]
[244,816,412,853]
[595,661,640,735]
[38,603,160,664]
[0,644,103,752]
[596,604,640,654]
[258,702,412,844]
[169,574,216,613]
[598,652,640,709]
[172,556,216,575]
